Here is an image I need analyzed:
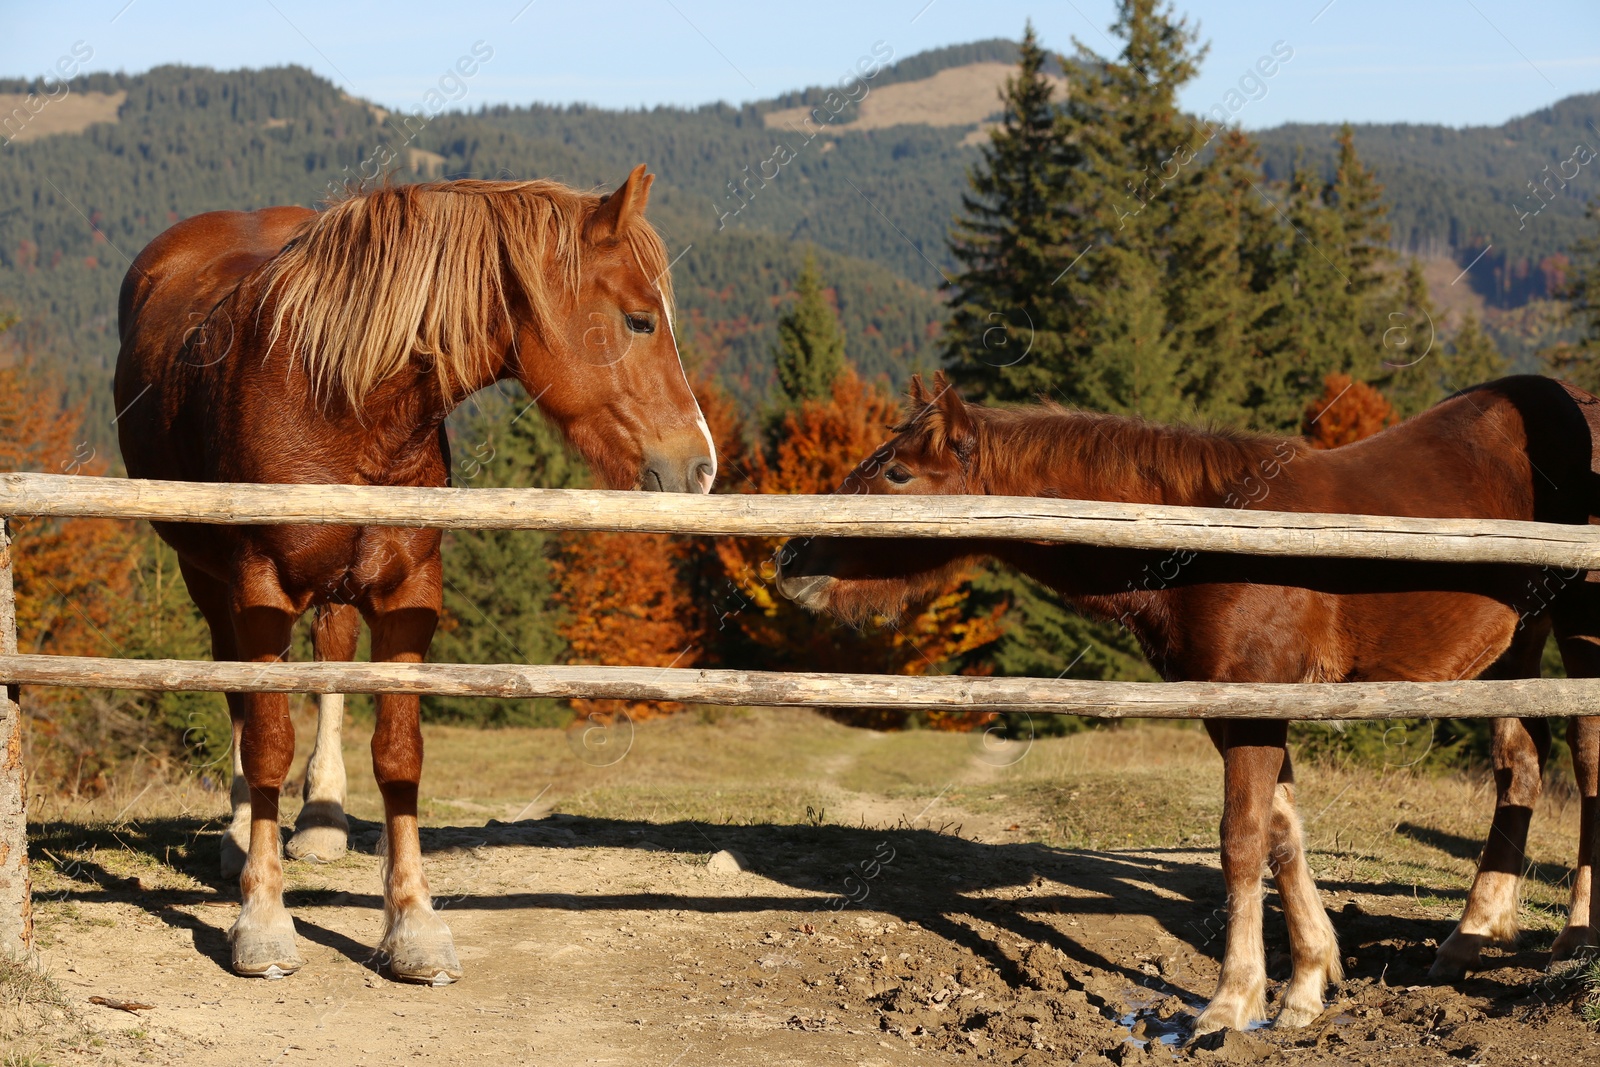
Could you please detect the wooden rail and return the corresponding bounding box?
[6,471,1600,958]
[0,655,1593,721]
[7,472,1600,568]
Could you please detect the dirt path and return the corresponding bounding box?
[19,809,1593,1067]
[12,715,1597,1065]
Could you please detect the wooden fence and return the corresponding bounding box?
[3,470,1599,956]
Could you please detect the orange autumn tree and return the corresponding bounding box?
[1302,373,1397,450]
[0,341,137,655]
[708,367,1004,729]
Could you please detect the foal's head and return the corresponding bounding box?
[776,373,983,623]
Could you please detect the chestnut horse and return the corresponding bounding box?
[776,373,1599,1034]
[114,167,715,983]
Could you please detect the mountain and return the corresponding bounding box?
[0,44,1596,449]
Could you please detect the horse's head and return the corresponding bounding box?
[517,164,715,493]
[776,372,981,623]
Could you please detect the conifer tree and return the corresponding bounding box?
[1545,200,1600,393]
[943,21,1070,404]
[1375,259,1443,417]
[429,394,585,725]
[1440,313,1507,394]
[772,251,845,408]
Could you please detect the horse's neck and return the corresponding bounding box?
[978,411,1263,507]
[979,412,1288,677]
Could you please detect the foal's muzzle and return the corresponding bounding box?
[775,573,835,611]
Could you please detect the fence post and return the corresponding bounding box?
[0,518,31,957]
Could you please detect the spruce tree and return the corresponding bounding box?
[429,392,586,725]
[772,251,846,408]
[1376,259,1443,417]
[1441,313,1507,394]
[943,20,1070,404]
[1546,201,1600,393]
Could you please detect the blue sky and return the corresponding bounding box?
[3,1,1597,129]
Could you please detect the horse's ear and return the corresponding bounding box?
[930,372,974,456]
[587,164,653,244]
[908,374,930,406]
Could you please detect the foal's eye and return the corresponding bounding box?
[884,466,913,485]
[625,313,656,334]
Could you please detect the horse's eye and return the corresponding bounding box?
[625,313,656,334]
[884,466,913,485]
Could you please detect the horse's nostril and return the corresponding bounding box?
[642,466,666,492]
[691,458,715,493]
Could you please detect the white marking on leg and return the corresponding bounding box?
[1270,783,1340,1028]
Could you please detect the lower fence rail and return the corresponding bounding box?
[1,654,1595,721]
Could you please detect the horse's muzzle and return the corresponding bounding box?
[776,573,834,611]
[640,454,716,493]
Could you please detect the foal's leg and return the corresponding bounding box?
[1194,720,1288,1036]
[1550,622,1600,963]
[174,560,255,880]
[1431,716,1551,977]
[1267,751,1341,1027]
[368,606,460,984]
[286,604,360,862]
[227,605,305,977]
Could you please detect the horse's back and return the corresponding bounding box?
[1305,375,1600,526]
[115,205,314,481]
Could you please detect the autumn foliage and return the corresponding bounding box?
[0,352,137,656]
[1302,373,1397,450]
[705,368,1004,729]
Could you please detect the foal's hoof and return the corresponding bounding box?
[1428,931,1485,981]
[1549,924,1597,966]
[230,924,304,978]
[286,802,349,863]
[381,927,463,985]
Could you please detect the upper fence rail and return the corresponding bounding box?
[6,472,1600,569]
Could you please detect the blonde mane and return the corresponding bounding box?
[256,178,675,406]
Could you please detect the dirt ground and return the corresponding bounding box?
[7,710,1598,1066]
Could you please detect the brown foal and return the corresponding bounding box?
[776,372,1599,1033]
[114,166,714,982]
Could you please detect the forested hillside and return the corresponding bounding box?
[2,41,1596,444]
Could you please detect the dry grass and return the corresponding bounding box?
[33,707,1587,938]
[0,91,124,143]
[764,62,1067,133]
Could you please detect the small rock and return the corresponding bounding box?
[706,849,745,875]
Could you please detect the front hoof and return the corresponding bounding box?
[381,926,463,985]
[230,923,304,978]
[1429,931,1486,981]
[1549,925,1597,967]
[1273,997,1323,1030]
[286,803,349,863]
[1192,997,1262,1038]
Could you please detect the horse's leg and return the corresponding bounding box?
[1194,719,1287,1036]
[1266,750,1341,1028]
[1432,629,1551,979]
[286,603,359,862]
[1552,713,1600,962]
[175,560,254,880]
[1549,592,1600,963]
[227,603,304,977]
[368,605,460,984]
[1432,716,1551,977]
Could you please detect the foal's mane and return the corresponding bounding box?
[256,179,674,406]
[909,396,1306,504]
